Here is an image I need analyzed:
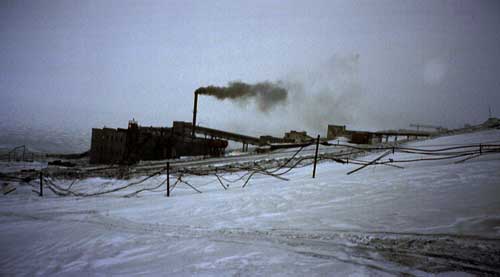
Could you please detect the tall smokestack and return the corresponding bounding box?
[192,90,198,138]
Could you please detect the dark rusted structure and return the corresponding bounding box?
[90,120,227,164]
[327,125,347,139]
[259,135,292,145]
[284,130,312,143]
[350,131,374,144]
[173,121,262,145]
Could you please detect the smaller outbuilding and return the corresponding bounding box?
[284,130,313,143]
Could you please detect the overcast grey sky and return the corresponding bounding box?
[1,0,500,148]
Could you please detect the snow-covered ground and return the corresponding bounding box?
[1,130,500,276]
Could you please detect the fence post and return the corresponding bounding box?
[312,134,320,178]
[39,171,43,197]
[166,162,170,197]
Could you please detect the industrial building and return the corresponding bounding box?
[89,86,438,164]
[327,124,431,144]
[90,120,227,164]
[284,130,313,143]
[327,125,347,139]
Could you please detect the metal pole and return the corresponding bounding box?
[312,134,320,178]
[166,162,170,197]
[192,91,198,139]
[39,171,43,197]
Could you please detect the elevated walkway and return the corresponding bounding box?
[173,122,262,146]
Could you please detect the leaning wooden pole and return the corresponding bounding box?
[347,150,391,175]
[312,134,320,178]
[166,162,170,197]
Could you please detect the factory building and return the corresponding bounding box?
[90,127,128,164]
[259,135,291,144]
[348,131,375,144]
[283,130,313,143]
[327,123,431,144]
[327,125,347,140]
[90,120,227,164]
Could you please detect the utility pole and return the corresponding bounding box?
[39,171,43,197]
[166,162,170,197]
[312,135,320,178]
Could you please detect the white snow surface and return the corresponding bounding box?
[1,130,500,276]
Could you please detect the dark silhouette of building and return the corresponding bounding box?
[90,120,227,164]
[327,125,347,140]
[284,130,312,143]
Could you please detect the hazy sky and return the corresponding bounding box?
[1,0,500,146]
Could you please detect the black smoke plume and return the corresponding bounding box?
[195,81,288,112]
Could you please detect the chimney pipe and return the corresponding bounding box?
[192,91,198,138]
